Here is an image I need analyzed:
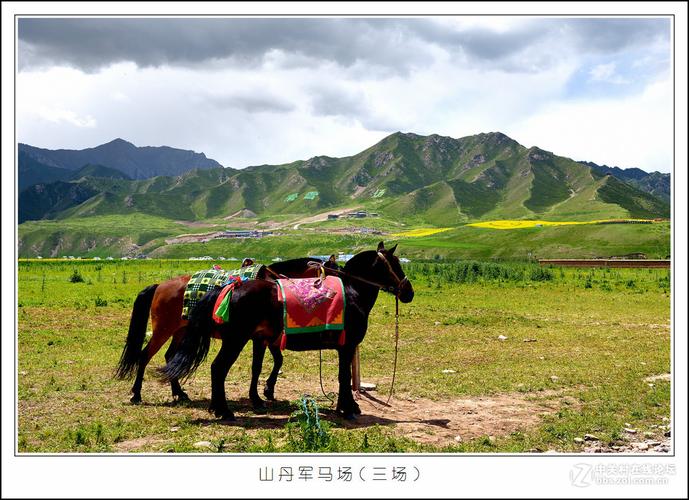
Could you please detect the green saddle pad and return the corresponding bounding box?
[181,264,265,320]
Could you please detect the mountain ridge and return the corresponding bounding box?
[18,131,670,224]
[18,139,223,183]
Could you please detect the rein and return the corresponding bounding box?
[309,256,404,407]
[386,294,400,406]
[268,256,405,408]
[306,258,407,296]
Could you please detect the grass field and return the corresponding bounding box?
[18,213,671,261]
[16,259,671,453]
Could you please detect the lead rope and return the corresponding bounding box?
[385,295,400,406]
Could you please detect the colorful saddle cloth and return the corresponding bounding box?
[181,264,264,320]
[276,276,346,347]
[227,263,264,281]
[211,277,243,324]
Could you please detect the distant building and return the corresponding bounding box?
[344,210,369,218]
[220,230,272,239]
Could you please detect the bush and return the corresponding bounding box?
[404,260,554,285]
[285,397,332,452]
[69,269,84,283]
[529,267,553,282]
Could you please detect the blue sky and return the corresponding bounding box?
[16,17,673,172]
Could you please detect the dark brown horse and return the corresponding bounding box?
[161,242,414,420]
[115,258,320,406]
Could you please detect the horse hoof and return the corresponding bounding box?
[263,388,275,401]
[219,411,236,421]
[175,392,191,403]
[342,412,357,421]
[130,395,142,404]
[251,398,266,410]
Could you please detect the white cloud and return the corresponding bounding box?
[35,106,96,128]
[15,18,672,173]
[589,62,629,84]
[510,78,672,172]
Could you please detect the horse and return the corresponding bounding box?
[115,257,321,407]
[161,242,414,420]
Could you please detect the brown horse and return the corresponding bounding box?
[115,258,320,406]
[161,242,414,420]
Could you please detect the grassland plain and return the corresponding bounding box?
[17,259,670,453]
[18,214,671,262]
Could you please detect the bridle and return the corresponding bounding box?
[374,251,409,297]
[299,253,409,297]
[267,252,408,407]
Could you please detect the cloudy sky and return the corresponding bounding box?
[16,17,672,172]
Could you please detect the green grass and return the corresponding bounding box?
[19,210,671,261]
[17,259,670,452]
[400,222,671,260]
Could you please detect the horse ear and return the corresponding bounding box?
[389,244,398,255]
[377,241,385,252]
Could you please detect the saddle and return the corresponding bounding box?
[275,276,346,350]
[181,264,264,320]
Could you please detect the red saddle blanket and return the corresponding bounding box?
[276,276,346,338]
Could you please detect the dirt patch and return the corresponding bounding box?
[338,390,570,446]
[644,373,671,383]
[224,209,258,219]
[291,207,363,229]
[164,231,225,244]
[225,388,574,447]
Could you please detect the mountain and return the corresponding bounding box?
[18,138,223,183]
[18,132,671,224]
[71,163,131,180]
[18,151,74,192]
[18,153,131,193]
[580,161,671,203]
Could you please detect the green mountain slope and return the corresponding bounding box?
[18,132,671,226]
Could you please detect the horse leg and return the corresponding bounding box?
[249,340,267,410]
[209,338,247,420]
[336,344,360,419]
[164,332,190,402]
[130,330,169,404]
[264,344,283,401]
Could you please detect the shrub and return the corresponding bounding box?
[286,397,332,452]
[69,269,84,283]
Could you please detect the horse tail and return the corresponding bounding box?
[159,287,218,382]
[115,284,159,380]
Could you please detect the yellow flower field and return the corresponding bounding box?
[467,219,655,230]
[390,227,453,237]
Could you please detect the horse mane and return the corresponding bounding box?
[343,250,378,274]
[268,256,322,274]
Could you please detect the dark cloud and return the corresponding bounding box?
[561,18,671,52]
[18,17,670,73]
[18,18,434,73]
[309,85,367,118]
[201,93,295,113]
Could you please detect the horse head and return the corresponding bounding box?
[375,241,414,303]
